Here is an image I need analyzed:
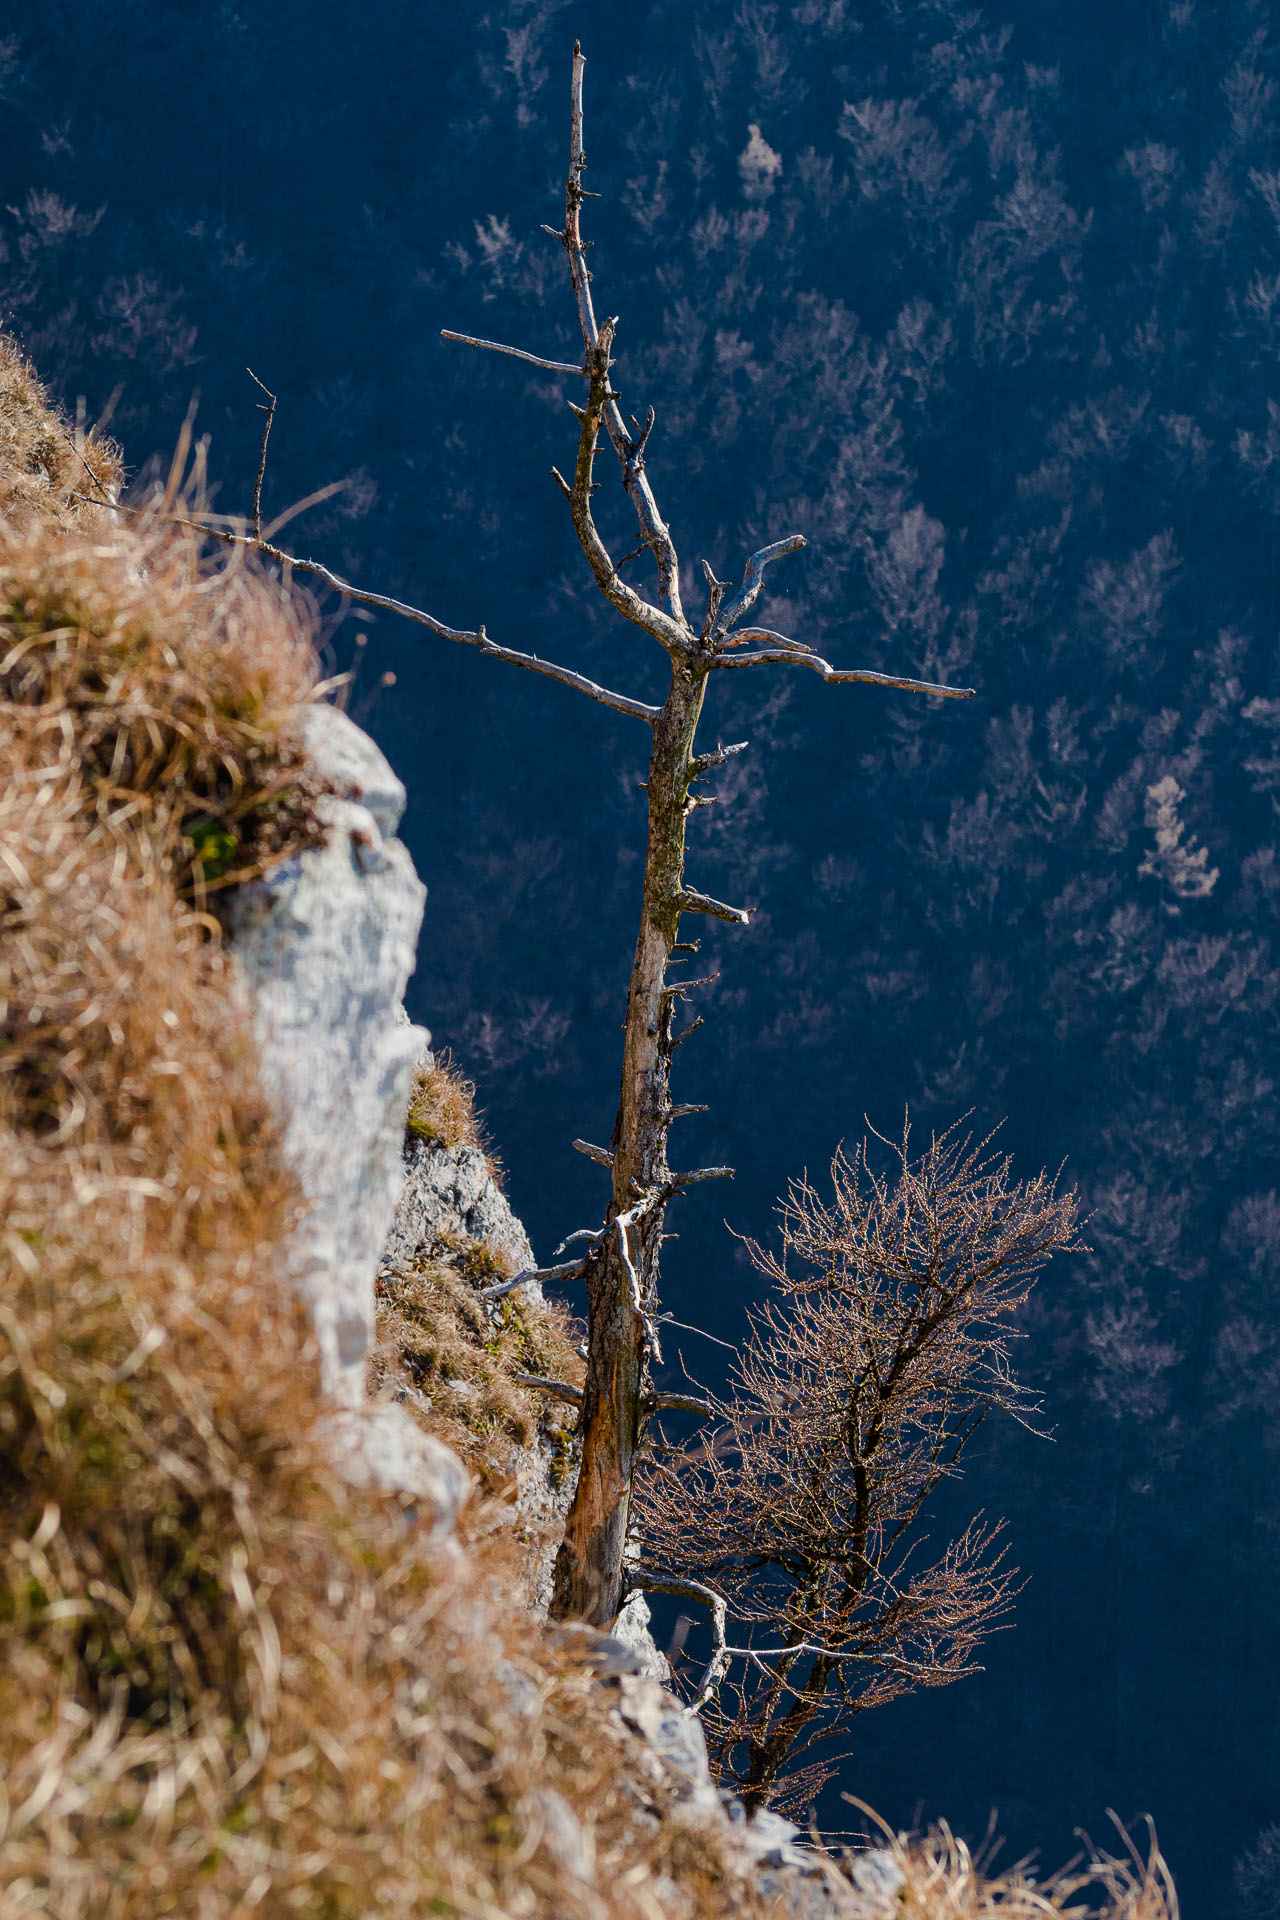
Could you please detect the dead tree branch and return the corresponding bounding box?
[440,328,585,376]
[713,534,808,640]
[480,1257,588,1302]
[573,1139,615,1170]
[677,887,751,926]
[648,1390,717,1417]
[109,502,662,725]
[554,42,687,629]
[628,1571,731,1715]
[514,1372,585,1406]
[710,644,975,699]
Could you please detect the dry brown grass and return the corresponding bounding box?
[0,796,761,1914]
[0,519,322,914]
[405,1050,507,1190]
[850,1809,1178,1919]
[0,332,122,531]
[374,1255,582,1473]
[405,1053,485,1154]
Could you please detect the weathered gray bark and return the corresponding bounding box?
[550,647,715,1622]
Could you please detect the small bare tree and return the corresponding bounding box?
[100,46,973,1628]
[635,1122,1081,1812]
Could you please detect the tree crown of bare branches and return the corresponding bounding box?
[635,1120,1081,1809]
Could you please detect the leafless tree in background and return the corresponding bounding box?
[635,1122,1081,1811]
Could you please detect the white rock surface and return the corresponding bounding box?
[612,1672,722,1816]
[612,1590,675,1685]
[316,1406,470,1536]
[227,702,428,1408]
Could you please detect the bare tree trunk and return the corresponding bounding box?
[550,658,709,1623]
[173,39,973,1638]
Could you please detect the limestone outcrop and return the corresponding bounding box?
[228,702,428,1406]
[383,1038,536,1282]
[226,702,466,1519]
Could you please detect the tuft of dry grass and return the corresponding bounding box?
[373,1245,585,1512]
[0,515,323,914]
[0,332,122,532]
[404,1050,507,1188]
[405,1053,483,1154]
[838,1805,1178,1920]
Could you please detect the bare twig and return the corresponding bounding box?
[245,367,276,541]
[573,1139,615,1170]
[514,1372,585,1406]
[649,1391,716,1418]
[554,1226,608,1256]
[661,973,719,998]
[75,499,661,726]
[657,1315,738,1353]
[710,643,976,700]
[714,534,807,639]
[559,43,687,629]
[678,887,751,926]
[629,1571,731,1715]
[689,741,749,778]
[480,1257,588,1301]
[441,329,586,376]
[720,626,816,654]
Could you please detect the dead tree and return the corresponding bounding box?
[635,1122,1081,1811]
[128,46,973,1627]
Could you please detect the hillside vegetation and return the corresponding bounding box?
[0,334,1175,1919]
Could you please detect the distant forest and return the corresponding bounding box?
[7,3,1280,1910]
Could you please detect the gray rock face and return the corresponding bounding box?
[227,703,429,1409]
[612,1673,722,1816]
[316,1406,471,1537]
[612,1591,674,1685]
[605,1668,887,1915]
[384,1111,535,1280]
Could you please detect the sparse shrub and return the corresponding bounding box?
[1236,1822,1280,1917]
[639,1121,1081,1812]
